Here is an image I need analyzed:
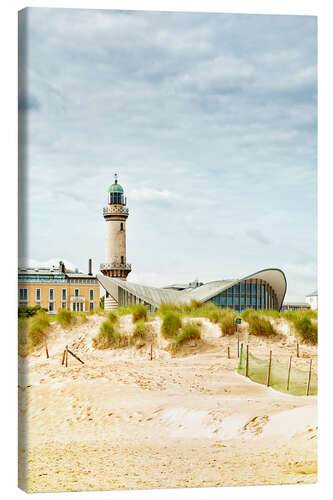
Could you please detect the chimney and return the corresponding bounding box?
[88,258,92,276]
[59,261,65,273]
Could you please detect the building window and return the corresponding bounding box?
[49,288,54,301]
[19,288,28,301]
[120,222,124,231]
[89,289,94,301]
[62,288,67,300]
[61,302,66,309]
[121,256,124,264]
[36,288,41,301]
[75,289,79,297]
[89,302,94,312]
[49,302,54,312]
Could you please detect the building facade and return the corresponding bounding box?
[100,174,131,309]
[98,268,287,313]
[305,290,318,310]
[281,302,310,312]
[18,260,100,314]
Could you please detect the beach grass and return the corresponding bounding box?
[161,311,182,339]
[26,311,51,352]
[92,319,127,349]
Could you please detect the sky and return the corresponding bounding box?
[18,8,317,301]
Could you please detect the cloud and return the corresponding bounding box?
[247,230,271,246]
[128,187,178,202]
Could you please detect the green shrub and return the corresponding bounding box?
[132,304,148,323]
[161,311,182,339]
[18,305,47,318]
[55,309,77,328]
[92,320,127,349]
[27,311,51,351]
[176,323,201,344]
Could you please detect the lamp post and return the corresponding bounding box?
[235,317,242,358]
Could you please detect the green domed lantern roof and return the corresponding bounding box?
[108,183,124,193]
[108,173,124,193]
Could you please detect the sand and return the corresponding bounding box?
[18,314,317,492]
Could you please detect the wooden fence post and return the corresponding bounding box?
[287,355,292,392]
[45,339,49,359]
[65,345,68,367]
[227,346,230,359]
[67,349,85,364]
[306,359,312,396]
[245,344,249,377]
[266,350,272,387]
[297,342,299,358]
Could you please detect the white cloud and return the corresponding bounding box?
[128,187,178,202]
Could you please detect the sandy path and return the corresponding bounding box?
[18,314,317,492]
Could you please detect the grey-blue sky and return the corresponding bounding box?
[18,8,317,301]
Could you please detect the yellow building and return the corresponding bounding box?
[18,260,100,314]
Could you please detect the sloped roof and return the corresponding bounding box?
[97,268,287,311]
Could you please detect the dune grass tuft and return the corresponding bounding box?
[161,311,182,339]
[55,309,77,328]
[176,322,201,344]
[132,304,148,323]
[107,311,119,324]
[219,309,237,336]
[242,310,278,337]
[27,311,51,352]
[92,319,127,349]
[281,310,318,344]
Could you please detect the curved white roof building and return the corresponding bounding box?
[98,268,287,313]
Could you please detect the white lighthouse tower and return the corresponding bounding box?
[100,174,131,309]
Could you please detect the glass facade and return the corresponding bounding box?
[210,279,279,311]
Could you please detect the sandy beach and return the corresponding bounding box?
[18,314,317,492]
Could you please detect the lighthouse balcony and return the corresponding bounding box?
[103,206,129,216]
[100,262,132,271]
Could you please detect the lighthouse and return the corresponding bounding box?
[100,174,131,309]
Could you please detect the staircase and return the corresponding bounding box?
[104,295,118,310]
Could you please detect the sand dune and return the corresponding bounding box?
[18,314,317,492]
